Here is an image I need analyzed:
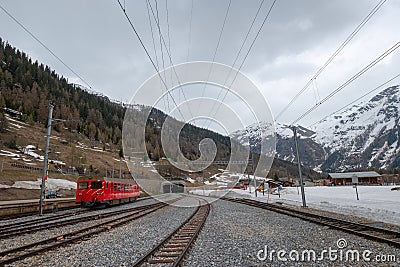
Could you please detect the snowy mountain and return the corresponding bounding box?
[311,85,400,171]
[230,121,327,172]
[230,85,400,172]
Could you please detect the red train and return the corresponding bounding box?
[76,177,140,207]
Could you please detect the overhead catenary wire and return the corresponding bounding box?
[206,0,266,124]
[195,0,232,126]
[275,0,387,121]
[116,0,186,121]
[165,0,174,104]
[291,41,400,125]
[145,0,160,70]
[308,73,400,128]
[0,4,93,89]
[187,0,194,62]
[205,0,277,130]
[154,0,166,80]
[199,0,232,97]
[153,0,170,112]
[145,0,194,119]
[145,0,169,111]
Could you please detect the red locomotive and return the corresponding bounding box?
[76,177,140,207]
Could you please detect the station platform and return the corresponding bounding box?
[0,198,77,218]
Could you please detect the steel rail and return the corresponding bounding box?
[132,200,210,266]
[222,197,400,248]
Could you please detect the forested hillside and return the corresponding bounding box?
[0,37,124,145]
[0,38,322,181]
[0,38,232,162]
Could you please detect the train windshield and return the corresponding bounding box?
[91,181,103,189]
[78,182,88,189]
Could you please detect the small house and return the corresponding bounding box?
[328,171,381,186]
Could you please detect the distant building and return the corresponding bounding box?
[314,179,330,186]
[328,171,381,186]
[277,177,294,187]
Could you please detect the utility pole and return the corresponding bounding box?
[292,126,307,208]
[119,159,122,179]
[39,103,54,216]
[252,153,257,197]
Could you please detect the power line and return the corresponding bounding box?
[0,4,93,89]
[225,0,266,82]
[197,0,232,125]
[309,73,400,127]
[116,0,186,121]
[275,0,387,121]
[205,0,277,130]
[207,0,266,124]
[145,0,194,119]
[145,0,169,111]
[291,41,400,125]
[145,0,160,69]
[154,0,166,80]
[187,0,194,62]
[165,0,173,109]
[165,0,172,58]
[153,0,170,112]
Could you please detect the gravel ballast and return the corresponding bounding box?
[2,195,399,266]
[15,202,197,266]
[184,198,400,267]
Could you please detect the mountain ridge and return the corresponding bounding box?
[231,85,400,172]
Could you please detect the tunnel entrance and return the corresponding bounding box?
[162,182,185,193]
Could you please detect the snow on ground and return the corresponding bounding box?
[191,185,400,226]
[75,142,105,153]
[186,177,196,183]
[205,170,271,188]
[0,178,76,191]
[20,145,66,165]
[0,150,19,157]
[5,114,29,126]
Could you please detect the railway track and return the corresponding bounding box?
[0,198,180,266]
[133,200,210,267]
[0,196,155,236]
[0,208,86,233]
[222,197,400,248]
[0,202,167,239]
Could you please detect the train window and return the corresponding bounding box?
[133,185,137,189]
[106,182,108,189]
[117,184,121,191]
[91,181,103,189]
[113,183,117,191]
[78,182,88,189]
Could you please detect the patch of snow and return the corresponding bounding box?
[194,186,400,226]
[11,178,76,191]
[0,150,19,157]
[186,177,196,183]
[8,122,25,129]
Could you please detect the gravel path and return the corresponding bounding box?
[184,198,400,267]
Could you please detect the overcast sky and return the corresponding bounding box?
[1,0,399,134]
